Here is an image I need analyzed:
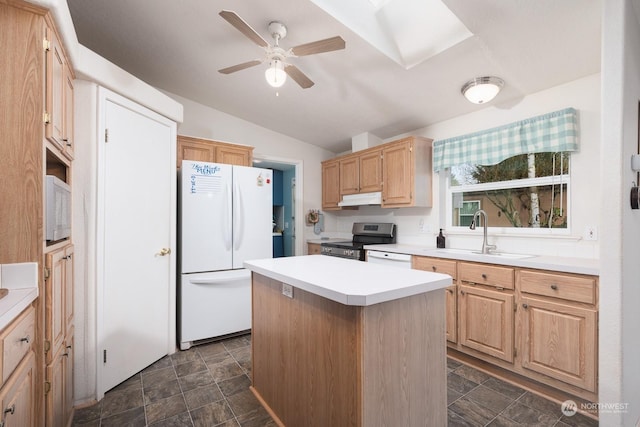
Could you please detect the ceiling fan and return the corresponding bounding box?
[218,10,346,89]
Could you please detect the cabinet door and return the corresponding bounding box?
[176,136,216,168]
[0,352,35,427]
[63,331,74,426]
[62,68,74,160]
[64,245,74,332]
[45,350,64,427]
[322,160,341,210]
[308,243,321,255]
[359,149,382,193]
[216,144,252,166]
[459,285,514,362]
[382,140,413,206]
[446,286,457,343]
[45,247,66,364]
[339,155,359,195]
[45,25,65,149]
[520,297,597,392]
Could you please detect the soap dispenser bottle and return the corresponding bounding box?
[436,229,446,248]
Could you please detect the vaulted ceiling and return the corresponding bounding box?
[66,0,601,153]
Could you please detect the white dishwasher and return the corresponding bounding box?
[366,250,412,269]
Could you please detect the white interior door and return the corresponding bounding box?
[97,88,176,394]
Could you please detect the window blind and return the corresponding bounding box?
[433,107,578,172]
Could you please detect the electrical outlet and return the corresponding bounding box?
[584,226,598,241]
[282,283,293,298]
[418,219,431,234]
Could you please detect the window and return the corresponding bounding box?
[448,152,570,230]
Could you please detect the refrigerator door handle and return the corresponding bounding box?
[233,182,244,250]
[223,181,232,250]
[189,277,246,285]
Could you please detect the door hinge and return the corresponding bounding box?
[104,129,109,143]
[514,301,517,312]
[44,381,51,395]
[43,112,50,124]
[514,348,518,358]
[44,340,50,353]
[43,37,50,51]
[44,267,50,280]
[103,349,107,363]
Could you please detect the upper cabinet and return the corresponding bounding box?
[321,136,432,209]
[321,159,341,210]
[177,135,253,168]
[44,20,74,161]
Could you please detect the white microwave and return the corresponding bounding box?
[46,175,71,242]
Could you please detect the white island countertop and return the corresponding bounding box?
[244,255,451,306]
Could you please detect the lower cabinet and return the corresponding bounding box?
[45,328,73,427]
[0,352,35,427]
[459,285,514,363]
[412,255,599,401]
[44,244,74,427]
[307,243,321,255]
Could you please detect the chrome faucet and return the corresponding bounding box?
[469,210,497,254]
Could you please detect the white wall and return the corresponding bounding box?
[164,91,337,250]
[600,0,640,425]
[329,74,601,259]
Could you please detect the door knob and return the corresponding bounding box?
[156,248,171,256]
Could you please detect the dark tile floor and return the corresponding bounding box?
[72,334,598,426]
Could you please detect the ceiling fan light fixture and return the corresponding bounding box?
[265,58,287,88]
[461,76,504,104]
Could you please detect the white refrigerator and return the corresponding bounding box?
[179,160,272,350]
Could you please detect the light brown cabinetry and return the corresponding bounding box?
[413,256,457,342]
[321,159,341,210]
[339,149,382,196]
[44,21,74,160]
[518,270,597,393]
[0,352,35,427]
[44,244,74,427]
[412,254,599,401]
[1,3,75,426]
[321,136,432,209]
[177,135,253,168]
[381,136,432,207]
[307,243,322,255]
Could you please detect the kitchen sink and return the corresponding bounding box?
[432,248,535,259]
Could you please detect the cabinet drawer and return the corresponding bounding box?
[412,256,457,279]
[458,262,514,290]
[519,270,596,305]
[1,306,35,384]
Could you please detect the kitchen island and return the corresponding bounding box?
[244,255,452,427]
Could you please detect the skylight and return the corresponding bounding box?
[311,0,473,69]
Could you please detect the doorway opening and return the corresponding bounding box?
[252,155,303,257]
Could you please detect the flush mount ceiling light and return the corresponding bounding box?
[461,76,504,104]
[265,57,287,88]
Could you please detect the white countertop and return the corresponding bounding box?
[0,262,38,331]
[306,237,351,245]
[244,255,452,306]
[364,244,599,276]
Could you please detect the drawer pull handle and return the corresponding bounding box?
[20,335,30,344]
[447,288,454,294]
[550,284,558,290]
[431,266,437,271]
[460,290,465,295]
[522,303,529,309]
[4,404,15,415]
[481,273,487,280]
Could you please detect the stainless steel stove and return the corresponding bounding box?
[320,222,396,261]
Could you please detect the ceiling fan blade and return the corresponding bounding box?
[290,36,345,57]
[285,65,314,89]
[219,10,269,48]
[218,60,262,74]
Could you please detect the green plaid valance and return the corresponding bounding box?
[433,107,578,172]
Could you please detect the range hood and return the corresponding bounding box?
[338,192,382,207]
